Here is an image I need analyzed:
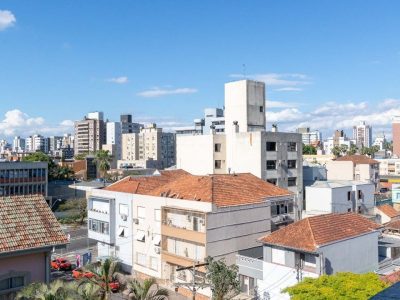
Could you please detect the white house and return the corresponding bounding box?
[304,180,375,216]
[237,213,381,299]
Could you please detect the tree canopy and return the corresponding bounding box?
[283,272,388,300]
[303,144,317,155]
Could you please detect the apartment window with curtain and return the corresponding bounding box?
[287,142,297,152]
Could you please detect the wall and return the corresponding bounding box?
[319,232,379,274]
[176,135,215,175]
[326,161,354,180]
[305,186,335,212]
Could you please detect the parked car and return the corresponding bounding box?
[107,281,120,293]
[51,258,72,271]
[72,268,95,279]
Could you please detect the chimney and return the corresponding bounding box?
[272,124,278,132]
[233,121,239,133]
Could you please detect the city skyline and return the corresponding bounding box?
[1,1,400,139]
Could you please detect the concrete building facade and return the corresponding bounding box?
[74,112,106,155]
[353,121,372,148]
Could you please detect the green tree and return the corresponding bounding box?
[22,151,58,180]
[16,280,77,300]
[54,166,75,180]
[331,146,342,158]
[347,144,358,155]
[127,277,169,300]
[94,150,113,180]
[81,258,121,300]
[303,144,317,155]
[283,272,388,300]
[75,153,88,161]
[58,198,87,225]
[205,256,240,300]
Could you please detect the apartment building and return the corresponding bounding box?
[326,155,380,189]
[106,122,122,161]
[304,180,375,215]
[175,108,225,135]
[74,112,106,155]
[26,134,49,153]
[0,161,48,196]
[87,169,294,298]
[12,136,25,153]
[120,124,176,169]
[393,116,400,158]
[48,136,63,153]
[296,127,322,147]
[120,114,142,134]
[237,213,381,299]
[353,121,373,148]
[323,130,356,155]
[376,158,400,176]
[177,80,303,213]
[0,195,68,299]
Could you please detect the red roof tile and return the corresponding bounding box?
[385,219,400,231]
[0,195,68,254]
[335,155,379,165]
[104,170,292,207]
[259,213,381,252]
[377,204,400,219]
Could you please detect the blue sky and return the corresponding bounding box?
[1,1,400,139]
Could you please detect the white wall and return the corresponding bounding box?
[326,161,354,180]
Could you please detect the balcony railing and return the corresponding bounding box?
[271,213,294,225]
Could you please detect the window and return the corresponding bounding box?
[153,234,161,246]
[154,209,161,222]
[118,226,127,238]
[137,206,146,219]
[287,142,297,152]
[303,253,316,267]
[259,106,264,112]
[288,177,296,187]
[266,142,276,151]
[347,191,351,201]
[287,160,297,169]
[266,160,277,170]
[348,208,352,212]
[272,248,286,265]
[214,143,221,152]
[150,256,159,271]
[0,276,25,291]
[136,230,145,242]
[88,219,109,235]
[358,190,362,199]
[267,178,277,185]
[214,160,222,169]
[136,252,146,266]
[119,204,129,216]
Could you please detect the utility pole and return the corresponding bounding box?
[175,262,209,300]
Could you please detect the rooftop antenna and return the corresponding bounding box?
[242,64,247,79]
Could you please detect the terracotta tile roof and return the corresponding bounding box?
[385,219,400,231]
[258,213,381,252]
[335,155,379,165]
[377,204,400,219]
[104,170,292,207]
[0,195,68,254]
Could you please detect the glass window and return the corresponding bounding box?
[136,252,146,266]
[288,160,297,169]
[150,256,158,271]
[136,230,145,242]
[119,204,129,216]
[287,142,297,152]
[154,209,161,222]
[266,160,276,170]
[214,143,221,152]
[347,191,351,201]
[266,142,276,151]
[214,160,222,169]
[288,177,297,186]
[137,206,146,219]
[118,226,127,238]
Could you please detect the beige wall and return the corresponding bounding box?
[326,161,354,180]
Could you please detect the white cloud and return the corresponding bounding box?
[0,109,74,137]
[274,87,303,92]
[266,100,298,108]
[137,87,198,98]
[266,99,400,139]
[0,10,16,31]
[107,76,129,84]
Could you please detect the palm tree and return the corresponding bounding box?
[72,282,102,300]
[81,258,121,300]
[16,280,77,300]
[127,278,169,300]
[94,150,113,180]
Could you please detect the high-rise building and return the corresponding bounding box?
[177,80,303,218]
[121,124,176,169]
[26,135,49,153]
[353,121,372,148]
[296,127,322,147]
[106,122,122,161]
[175,108,225,135]
[49,136,63,153]
[12,136,26,152]
[393,116,400,157]
[120,114,142,134]
[74,112,106,155]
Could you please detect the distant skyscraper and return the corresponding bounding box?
[353,121,372,148]
[26,135,49,153]
[393,116,400,157]
[120,114,142,134]
[13,136,25,152]
[74,112,106,155]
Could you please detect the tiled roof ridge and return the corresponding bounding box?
[306,218,317,249]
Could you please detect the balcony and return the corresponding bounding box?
[271,213,295,225]
[162,224,206,244]
[236,255,263,280]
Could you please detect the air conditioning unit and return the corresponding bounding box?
[154,247,160,254]
[121,214,127,221]
[133,218,139,225]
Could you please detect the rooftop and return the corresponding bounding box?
[0,195,68,254]
[104,169,292,207]
[334,155,379,165]
[377,204,400,219]
[259,213,381,253]
[309,180,373,188]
